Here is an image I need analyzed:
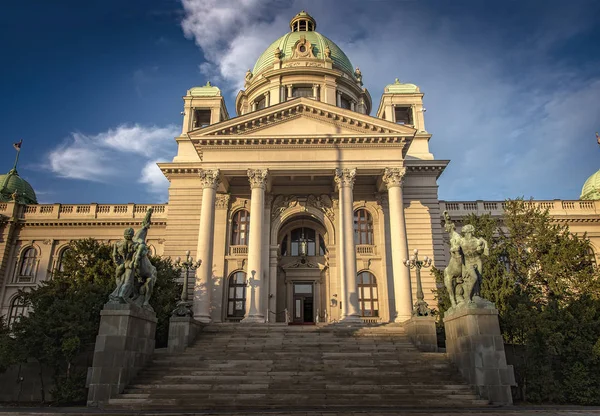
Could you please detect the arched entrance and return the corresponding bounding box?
[276,215,329,323]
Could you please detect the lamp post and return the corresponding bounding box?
[172,250,201,317]
[404,248,433,316]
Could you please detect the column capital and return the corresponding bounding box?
[334,168,357,189]
[248,168,269,189]
[382,167,406,189]
[215,193,230,210]
[199,169,220,189]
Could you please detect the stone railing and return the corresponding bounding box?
[229,245,248,256]
[360,316,382,324]
[18,203,168,221]
[440,200,600,218]
[356,244,375,255]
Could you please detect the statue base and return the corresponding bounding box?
[443,302,515,404]
[168,316,204,353]
[405,315,437,352]
[86,303,157,407]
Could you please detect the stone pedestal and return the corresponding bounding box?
[168,316,204,353]
[443,303,515,404]
[405,315,437,352]
[86,303,157,407]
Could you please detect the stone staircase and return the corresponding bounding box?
[107,323,489,411]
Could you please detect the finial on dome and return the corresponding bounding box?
[290,10,316,32]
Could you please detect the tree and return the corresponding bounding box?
[434,199,600,404]
[7,238,180,404]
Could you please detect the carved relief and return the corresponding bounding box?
[334,168,357,189]
[271,195,298,220]
[291,36,315,59]
[247,168,269,189]
[215,194,231,210]
[199,169,220,189]
[382,167,406,189]
[306,194,334,220]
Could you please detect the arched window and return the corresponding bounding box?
[357,272,379,317]
[231,210,250,246]
[17,247,38,282]
[354,209,374,245]
[57,247,71,272]
[7,295,27,327]
[227,271,247,319]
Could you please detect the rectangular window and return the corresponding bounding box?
[193,109,211,128]
[394,106,413,125]
[292,87,313,98]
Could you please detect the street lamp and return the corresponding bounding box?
[172,250,201,317]
[404,248,433,316]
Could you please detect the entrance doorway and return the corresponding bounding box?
[292,283,314,324]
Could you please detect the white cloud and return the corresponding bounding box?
[140,160,170,198]
[46,124,179,196]
[180,0,290,89]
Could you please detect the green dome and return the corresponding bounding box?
[581,169,600,200]
[187,81,221,97]
[252,31,355,78]
[0,169,37,204]
[384,78,420,94]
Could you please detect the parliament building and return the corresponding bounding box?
[2,11,599,327]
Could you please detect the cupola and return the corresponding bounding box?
[289,10,316,32]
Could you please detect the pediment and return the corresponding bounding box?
[189,97,416,138]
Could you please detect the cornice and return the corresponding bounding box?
[195,97,415,138]
[18,220,168,228]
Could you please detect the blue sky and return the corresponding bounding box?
[1,0,599,204]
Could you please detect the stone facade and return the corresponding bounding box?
[1,11,599,328]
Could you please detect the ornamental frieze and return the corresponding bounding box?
[306,194,335,220]
[198,169,220,189]
[334,168,357,189]
[271,195,298,220]
[247,169,269,189]
[382,167,406,189]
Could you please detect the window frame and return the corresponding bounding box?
[357,271,379,317]
[230,209,250,246]
[227,271,247,319]
[354,209,374,245]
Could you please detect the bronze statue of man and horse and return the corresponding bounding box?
[443,211,489,309]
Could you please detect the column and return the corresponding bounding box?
[194,169,220,323]
[312,84,319,100]
[382,167,412,321]
[286,85,293,100]
[336,91,342,107]
[264,91,270,107]
[350,100,356,112]
[334,168,361,322]
[242,168,269,323]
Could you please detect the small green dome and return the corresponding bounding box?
[384,78,420,94]
[252,31,355,78]
[0,169,37,204]
[187,81,221,97]
[581,169,600,200]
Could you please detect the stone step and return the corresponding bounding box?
[106,398,489,410]
[107,322,483,411]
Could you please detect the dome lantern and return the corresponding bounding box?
[289,10,316,32]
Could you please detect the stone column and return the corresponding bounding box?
[336,91,342,107]
[242,168,269,323]
[286,85,293,100]
[334,168,361,322]
[312,84,319,100]
[194,169,220,323]
[350,100,356,112]
[382,167,412,322]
